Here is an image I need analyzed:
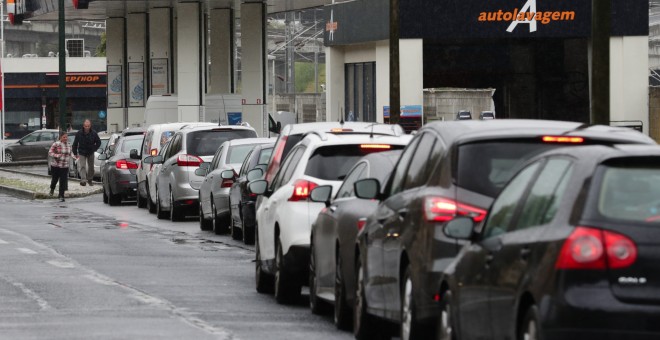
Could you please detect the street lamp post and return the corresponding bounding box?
[58,0,66,132]
[1,0,5,162]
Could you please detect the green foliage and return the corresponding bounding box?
[96,32,106,57]
[295,62,325,93]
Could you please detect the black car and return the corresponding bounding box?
[440,144,660,340]
[99,134,144,206]
[308,150,402,329]
[223,143,273,244]
[351,120,656,340]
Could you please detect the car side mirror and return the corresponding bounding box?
[151,155,164,164]
[221,170,235,180]
[354,178,381,200]
[129,149,140,160]
[443,217,475,240]
[199,162,210,170]
[143,156,154,164]
[194,167,207,177]
[247,168,263,181]
[18,139,25,145]
[97,153,108,161]
[248,180,269,196]
[310,185,332,207]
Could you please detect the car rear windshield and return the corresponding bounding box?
[186,130,257,156]
[305,144,404,181]
[227,144,257,164]
[121,138,143,153]
[457,141,558,197]
[597,164,660,223]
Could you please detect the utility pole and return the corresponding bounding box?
[389,0,400,125]
[590,0,610,125]
[58,0,66,132]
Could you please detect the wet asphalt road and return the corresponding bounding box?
[0,193,354,340]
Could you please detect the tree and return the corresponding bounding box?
[95,32,106,57]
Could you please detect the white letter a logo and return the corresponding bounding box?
[507,0,537,33]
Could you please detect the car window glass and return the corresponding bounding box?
[211,146,224,170]
[99,138,109,153]
[186,130,257,157]
[258,147,273,165]
[404,134,437,190]
[239,150,254,176]
[160,131,175,147]
[228,145,257,165]
[121,138,144,154]
[142,130,153,156]
[515,159,573,231]
[273,147,305,190]
[336,162,367,198]
[168,135,182,159]
[482,162,541,239]
[22,133,38,142]
[388,137,421,196]
[597,164,660,223]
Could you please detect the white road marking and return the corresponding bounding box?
[46,260,75,269]
[0,273,52,311]
[16,248,38,255]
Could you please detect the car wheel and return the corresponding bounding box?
[4,151,13,162]
[275,239,301,304]
[354,256,381,340]
[309,241,331,314]
[334,252,352,330]
[242,204,255,245]
[137,188,147,208]
[108,184,121,206]
[147,184,156,214]
[199,194,212,231]
[401,266,430,340]
[102,184,108,204]
[518,305,542,340]
[255,228,274,294]
[437,290,456,340]
[230,203,242,240]
[170,190,183,222]
[212,199,227,235]
[156,187,168,220]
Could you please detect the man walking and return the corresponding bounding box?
[72,119,101,186]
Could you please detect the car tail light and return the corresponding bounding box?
[555,226,637,270]
[221,171,236,188]
[330,128,353,132]
[542,136,584,143]
[150,148,158,156]
[289,179,318,202]
[116,159,138,170]
[266,136,287,183]
[360,144,391,149]
[424,197,487,223]
[357,218,367,231]
[177,154,203,167]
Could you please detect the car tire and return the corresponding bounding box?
[518,305,542,340]
[170,190,183,222]
[241,204,255,245]
[255,228,274,294]
[230,206,242,240]
[437,290,456,340]
[354,256,381,340]
[4,151,13,162]
[334,252,352,330]
[212,199,227,235]
[137,189,147,208]
[147,184,156,214]
[199,195,212,231]
[108,185,122,206]
[102,184,108,204]
[274,239,301,305]
[156,187,168,220]
[309,241,331,315]
[401,266,430,340]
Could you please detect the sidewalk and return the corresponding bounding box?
[0,168,102,200]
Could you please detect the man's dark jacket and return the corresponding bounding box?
[72,129,102,157]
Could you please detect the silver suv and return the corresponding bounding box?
[145,125,258,221]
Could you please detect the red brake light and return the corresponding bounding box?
[289,179,318,202]
[150,148,158,156]
[555,226,637,270]
[177,154,203,167]
[360,144,391,149]
[424,197,487,223]
[357,218,367,231]
[116,159,138,170]
[542,136,584,143]
[221,170,236,188]
[330,128,353,132]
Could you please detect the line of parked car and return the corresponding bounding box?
[94,118,660,340]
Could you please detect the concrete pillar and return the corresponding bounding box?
[240,2,266,135]
[127,12,147,127]
[325,46,345,122]
[177,1,204,122]
[609,36,649,134]
[399,39,424,121]
[149,7,173,97]
[106,17,125,132]
[375,41,389,123]
[209,8,233,94]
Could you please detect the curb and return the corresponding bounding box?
[0,185,36,200]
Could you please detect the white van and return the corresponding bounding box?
[144,94,243,127]
[134,121,215,210]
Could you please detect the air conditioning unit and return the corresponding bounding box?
[65,39,84,57]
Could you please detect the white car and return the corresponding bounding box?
[249,126,411,304]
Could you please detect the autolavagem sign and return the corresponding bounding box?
[477,1,576,33]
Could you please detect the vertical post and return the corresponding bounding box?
[389,0,400,124]
[0,0,5,162]
[58,0,66,132]
[590,0,610,125]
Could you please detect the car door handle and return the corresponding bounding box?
[397,208,409,220]
[520,247,531,260]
